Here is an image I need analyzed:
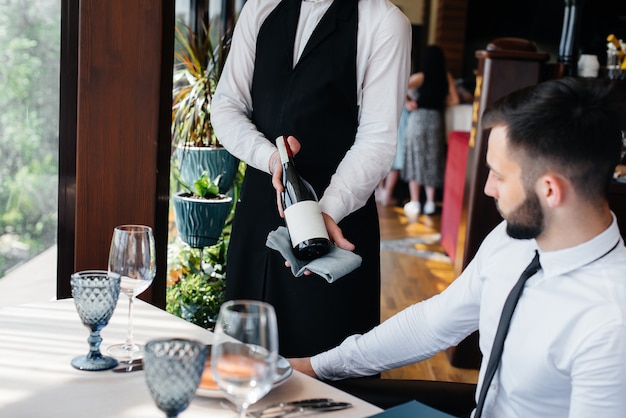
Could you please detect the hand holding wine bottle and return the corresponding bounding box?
[274,135,330,261]
[269,136,355,262]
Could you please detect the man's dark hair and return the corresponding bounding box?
[482,77,625,201]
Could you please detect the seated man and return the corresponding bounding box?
[290,77,626,418]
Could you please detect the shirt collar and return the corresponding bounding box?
[538,212,622,278]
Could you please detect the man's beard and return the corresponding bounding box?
[499,191,544,240]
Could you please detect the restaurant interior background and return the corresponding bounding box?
[0,0,624,309]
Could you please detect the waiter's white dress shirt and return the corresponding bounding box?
[313,216,626,418]
[210,0,411,223]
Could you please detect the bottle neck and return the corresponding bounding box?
[276,135,293,165]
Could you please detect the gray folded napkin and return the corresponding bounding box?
[266,226,362,283]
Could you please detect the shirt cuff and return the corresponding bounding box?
[319,194,348,225]
[253,143,278,174]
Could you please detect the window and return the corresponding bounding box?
[0,1,60,280]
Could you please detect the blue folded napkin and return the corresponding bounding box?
[265,226,362,283]
[367,400,456,417]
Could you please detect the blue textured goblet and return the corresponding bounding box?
[71,270,121,371]
[144,338,209,418]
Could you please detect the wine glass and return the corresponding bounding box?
[70,270,121,371]
[211,300,278,418]
[143,338,209,418]
[107,224,156,361]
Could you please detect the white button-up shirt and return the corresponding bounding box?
[313,215,626,417]
[210,0,411,223]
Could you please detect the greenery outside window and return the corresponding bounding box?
[0,0,60,279]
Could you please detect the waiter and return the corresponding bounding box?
[211,0,411,357]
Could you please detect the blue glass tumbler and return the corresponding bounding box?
[143,338,209,418]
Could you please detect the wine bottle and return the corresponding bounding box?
[275,136,330,261]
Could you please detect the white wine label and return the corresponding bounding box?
[284,201,329,246]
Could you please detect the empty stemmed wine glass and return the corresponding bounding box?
[143,338,209,418]
[71,270,121,371]
[211,300,278,418]
[107,224,156,361]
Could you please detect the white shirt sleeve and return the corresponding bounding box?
[568,320,626,417]
[319,3,411,223]
[311,256,483,380]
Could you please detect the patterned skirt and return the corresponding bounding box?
[401,108,446,188]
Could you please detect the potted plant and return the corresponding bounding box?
[172,20,238,194]
[167,18,244,329]
[172,171,233,249]
[167,160,244,327]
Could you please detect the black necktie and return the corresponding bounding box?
[474,251,541,418]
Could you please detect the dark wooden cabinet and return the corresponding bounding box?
[454,38,550,276]
[448,38,550,369]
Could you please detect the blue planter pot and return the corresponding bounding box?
[173,192,233,248]
[175,146,239,194]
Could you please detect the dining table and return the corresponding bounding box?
[0,297,383,417]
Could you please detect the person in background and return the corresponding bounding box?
[402,45,459,220]
[210,0,411,357]
[290,77,626,417]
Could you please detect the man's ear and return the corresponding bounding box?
[539,173,567,208]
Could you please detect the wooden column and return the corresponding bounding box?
[57,0,174,308]
[448,38,549,369]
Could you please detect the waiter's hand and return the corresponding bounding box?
[323,213,355,251]
[283,213,355,276]
[270,136,355,275]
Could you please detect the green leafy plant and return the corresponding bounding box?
[171,20,231,149]
[177,171,223,200]
[166,238,228,329]
[166,162,245,328]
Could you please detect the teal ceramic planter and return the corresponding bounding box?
[175,146,239,194]
[173,192,233,248]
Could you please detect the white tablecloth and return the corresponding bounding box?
[0,298,382,417]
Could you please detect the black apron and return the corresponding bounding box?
[225,0,380,357]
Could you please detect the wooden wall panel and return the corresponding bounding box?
[74,0,161,273]
[58,0,173,307]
